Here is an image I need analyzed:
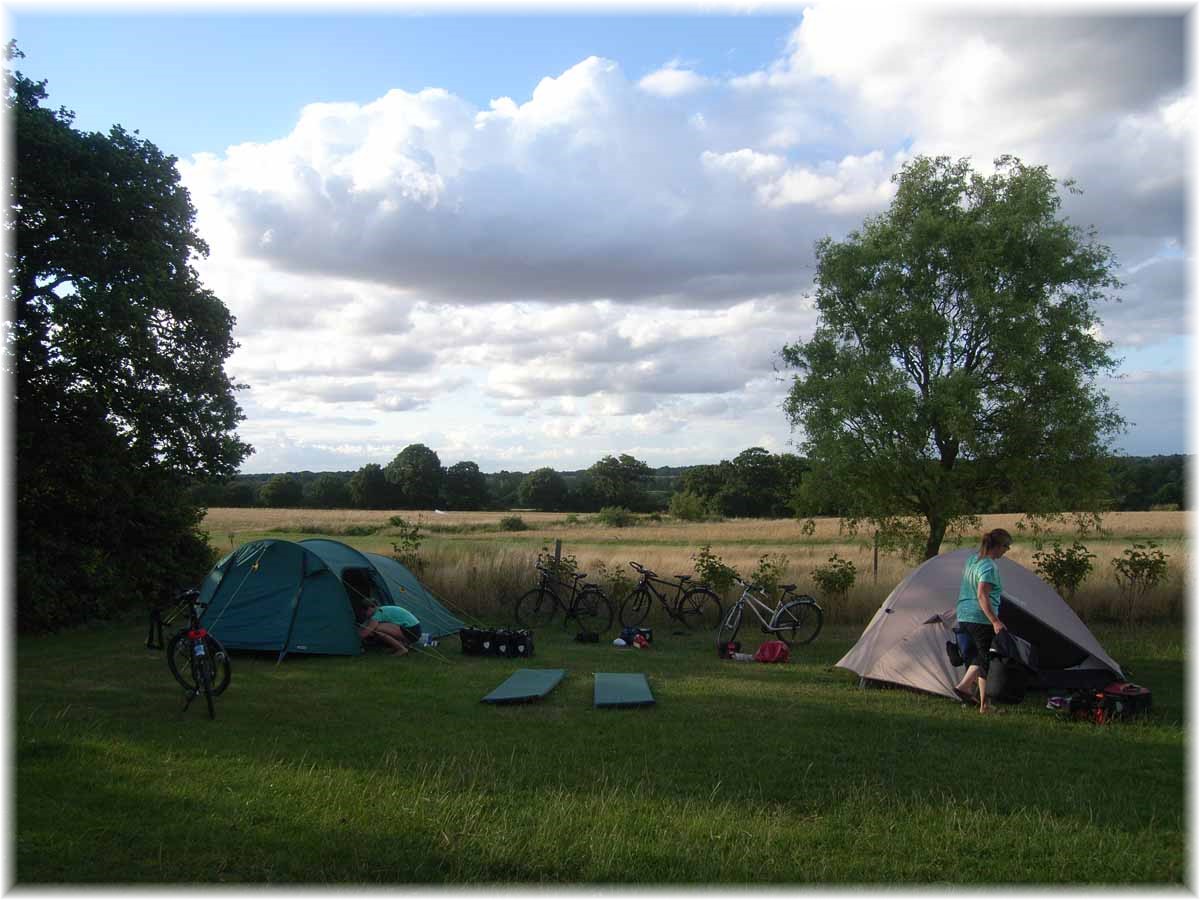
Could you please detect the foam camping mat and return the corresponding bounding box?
[593,673,655,708]
[481,668,567,704]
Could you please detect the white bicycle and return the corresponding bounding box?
[716,577,823,652]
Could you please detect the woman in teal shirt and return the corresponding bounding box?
[952,529,1012,713]
[358,602,421,656]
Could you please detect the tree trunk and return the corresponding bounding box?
[924,516,948,560]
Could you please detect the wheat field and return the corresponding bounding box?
[199,508,1189,624]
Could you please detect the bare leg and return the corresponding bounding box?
[374,622,411,655]
[954,665,981,700]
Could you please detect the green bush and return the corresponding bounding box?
[691,544,737,594]
[750,553,789,596]
[390,517,424,573]
[536,546,578,581]
[595,506,636,528]
[811,553,856,604]
[669,490,709,522]
[1112,542,1169,623]
[1032,541,1095,602]
[498,515,529,532]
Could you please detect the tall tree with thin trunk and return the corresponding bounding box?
[782,155,1124,560]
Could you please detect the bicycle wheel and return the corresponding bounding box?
[571,588,614,635]
[515,588,560,629]
[771,598,823,646]
[676,588,724,630]
[618,587,653,627]
[167,632,232,695]
[716,604,743,652]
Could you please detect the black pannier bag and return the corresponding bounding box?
[460,626,499,656]
[505,628,534,658]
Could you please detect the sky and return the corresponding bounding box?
[6,2,1194,475]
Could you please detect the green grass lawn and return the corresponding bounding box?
[14,617,1184,885]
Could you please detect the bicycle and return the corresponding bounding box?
[164,589,232,719]
[619,561,724,630]
[514,564,615,635]
[716,577,823,652]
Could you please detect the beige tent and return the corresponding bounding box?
[837,548,1123,700]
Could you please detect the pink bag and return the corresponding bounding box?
[753,640,790,663]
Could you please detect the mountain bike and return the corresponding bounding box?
[165,589,232,719]
[717,577,823,652]
[619,561,724,630]
[514,564,615,635]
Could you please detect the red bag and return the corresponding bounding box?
[754,640,790,663]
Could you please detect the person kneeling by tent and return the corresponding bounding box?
[359,602,421,656]
[953,529,1012,714]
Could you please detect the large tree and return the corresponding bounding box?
[782,155,1124,559]
[518,467,569,511]
[587,453,653,511]
[442,460,490,510]
[384,444,444,508]
[9,47,251,629]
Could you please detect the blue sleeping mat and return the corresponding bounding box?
[481,668,566,704]
[594,673,655,708]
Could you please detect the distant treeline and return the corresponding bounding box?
[189,448,1188,516]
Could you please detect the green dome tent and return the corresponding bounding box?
[198,538,464,660]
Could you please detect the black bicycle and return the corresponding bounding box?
[164,589,232,719]
[618,562,724,630]
[514,564,615,635]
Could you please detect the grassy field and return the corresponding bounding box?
[14,615,1185,885]
[200,508,1189,625]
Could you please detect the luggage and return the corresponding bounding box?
[459,626,533,658]
[753,640,790,664]
[1101,681,1152,718]
[1050,681,1152,724]
[985,654,1029,704]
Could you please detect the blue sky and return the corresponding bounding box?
[6,6,1192,474]
[12,14,796,158]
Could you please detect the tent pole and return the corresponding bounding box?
[277,554,309,665]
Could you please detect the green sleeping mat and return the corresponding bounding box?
[594,672,655,708]
[481,668,567,704]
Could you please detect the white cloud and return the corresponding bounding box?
[638,62,711,98]
[171,13,1187,472]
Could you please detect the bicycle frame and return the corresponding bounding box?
[635,571,687,609]
[728,579,790,632]
[536,565,589,614]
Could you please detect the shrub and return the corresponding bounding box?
[595,506,636,527]
[339,524,380,537]
[750,553,790,596]
[811,553,856,604]
[691,544,738,594]
[1112,542,1169,623]
[390,516,424,574]
[590,559,634,603]
[536,546,578,582]
[1032,541,1095,602]
[669,490,709,522]
[498,515,529,532]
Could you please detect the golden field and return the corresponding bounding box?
[200,508,1190,625]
